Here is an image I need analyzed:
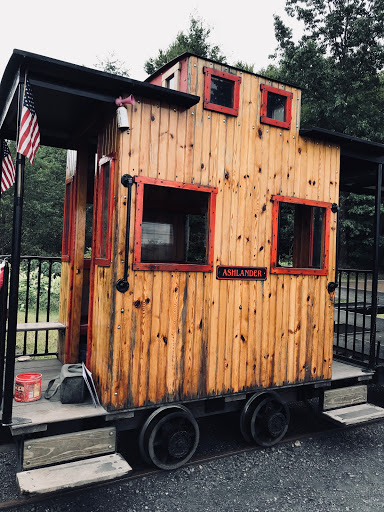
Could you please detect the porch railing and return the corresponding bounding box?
[333,268,383,366]
[0,255,61,357]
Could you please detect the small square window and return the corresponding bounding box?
[203,67,241,116]
[271,196,331,276]
[260,85,293,130]
[133,177,217,272]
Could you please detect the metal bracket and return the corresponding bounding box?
[331,203,339,213]
[116,175,134,294]
[327,281,338,293]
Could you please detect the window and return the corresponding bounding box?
[133,177,218,272]
[94,155,115,266]
[270,195,331,276]
[203,67,241,116]
[161,62,181,91]
[260,85,293,130]
[62,177,74,261]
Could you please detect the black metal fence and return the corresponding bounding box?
[0,255,61,357]
[333,268,383,366]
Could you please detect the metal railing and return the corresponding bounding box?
[0,255,61,357]
[333,268,382,366]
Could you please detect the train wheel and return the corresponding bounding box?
[139,405,199,470]
[240,391,289,446]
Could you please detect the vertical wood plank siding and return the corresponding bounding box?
[91,57,340,410]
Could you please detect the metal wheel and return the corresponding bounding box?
[240,391,290,446]
[139,405,199,470]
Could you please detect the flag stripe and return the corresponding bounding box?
[16,80,40,166]
[1,141,16,193]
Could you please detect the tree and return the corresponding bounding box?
[0,142,66,256]
[271,0,384,140]
[94,52,130,77]
[234,61,255,73]
[144,16,226,75]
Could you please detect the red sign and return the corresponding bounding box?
[216,266,267,280]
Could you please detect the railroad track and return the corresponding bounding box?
[0,416,357,511]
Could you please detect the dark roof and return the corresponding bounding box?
[300,127,384,161]
[145,52,301,90]
[0,49,199,149]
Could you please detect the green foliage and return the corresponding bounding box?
[17,260,61,312]
[234,61,255,73]
[0,142,66,256]
[271,0,384,140]
[94,52,130,77]
[338,192,384,269]
[144,16,226,75]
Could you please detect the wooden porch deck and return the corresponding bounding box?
[9,358,106,435]
[3,358,374,435]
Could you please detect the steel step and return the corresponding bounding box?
[322,403,384,426]
[17,453,132,495]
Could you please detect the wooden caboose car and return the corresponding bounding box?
[1,49,384,493]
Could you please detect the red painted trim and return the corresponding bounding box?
[94,155,116,266]
[134,176,218,195]
[270,195,332,276]
[86,154,99,368]
[64,172,78,363]
[133,177,217,273]
[271,195,332,209]
[133,262,214,272]
[260,84,293,130]
[203,66,241,117]
[61,177,74,261]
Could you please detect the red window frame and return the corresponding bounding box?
[203,67,241,116]
[61,176,74,262]
[133,177,218,272]
[260,85,293,130]
[94,154,115,267]
[270,195,332,276]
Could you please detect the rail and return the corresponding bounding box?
[333,268,382,366]
[0,255,61,357]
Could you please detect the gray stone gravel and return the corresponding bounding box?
[2,421,384,511]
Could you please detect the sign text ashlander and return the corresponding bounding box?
[216,266,267,280]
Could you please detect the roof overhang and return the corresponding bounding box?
[300,127,384,195]
[0,50,200,150]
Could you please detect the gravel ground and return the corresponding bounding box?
[2,391,384,511]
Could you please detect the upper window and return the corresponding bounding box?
[203,67,241,116]
[133,177,218,272]
[260,85,293,130]
[94,155,115,266]
[62,177,74,261]
[271,195,331,276]
[161,62,181,91]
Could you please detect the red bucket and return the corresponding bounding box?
[14,373,42,402]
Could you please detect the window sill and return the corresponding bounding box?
[133,262,213,272]
[270,266,328,276]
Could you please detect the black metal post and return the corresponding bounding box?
[369,163,382,369]
[2,72,25,425]
[0,262,9,411]
[0,139,3,203]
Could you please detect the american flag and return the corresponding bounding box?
[1,140,16,193]
[17,79,40,165]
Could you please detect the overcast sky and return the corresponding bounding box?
[0,0,303,82]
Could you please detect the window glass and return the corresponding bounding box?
[277,203,325,269]
[210,76,234,109]
[267,93,286,122]
[101,163,110,259]
[141,185,208,265]
[166,74,175,90]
